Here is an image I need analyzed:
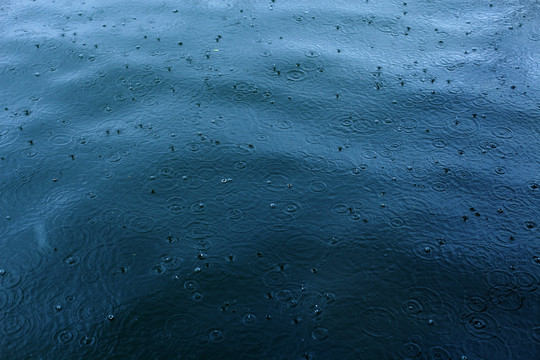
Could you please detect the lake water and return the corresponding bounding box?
[1,0,539,359]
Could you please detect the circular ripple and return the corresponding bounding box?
[311,327,329,341]
[445,116,479,136]
[262,173,291,192]
[21,148,37,158]
[403,299,423,316]
[398,342,422,358]
[49,133,74,146]
[492,126,513,139]
[0,312,34,340]
[432,138,448,148]
[80,270,100,284]
[234,161,247,170]
[359,307,397,337]
[299,59,322,72]
[76,299,111,322]
[184,280,198,291]
[232,143,256,155]
[241,312,257,326]
[488,228,519,248]
[185,221,215,239]
[309,180,327,192]
[228,213,258,233]
[331,203,350,215]
[0,271,22,289]
[273,117,292,130]
[262,268,289,287]
[461,313,499,339]
[388,217,405,228]
[467,296,487,312]
[98,209,125,225]
[491,184,517,200]
[397,118,418,133]
[402,287,447,320]
[150,264,165,275]
[183,141,224,163]
[263,212,296,232]
[352,117,380,135]
[146,173,179,194]
[305,49,321,58]
[209,328,225,343]
[0,287,24,312]
[429,346,451,360]
[166,197,187,216]
[54,328,78,347]
[514,271,538,292]
[441,244,507,275]
[453,167,473,181]
[431,182,447,192]
[348,165,369,176]
[190,201,209,214]
[166,314,201,340]
[384,139,406,151]
[286,69,307,81]
[488,287,523,311]
[485,270,516,288]
[125,211,157,233]
[503,198,528,213]
[160,255,183,271]
[281,200,303,214]
[410,241,443,262]
[193,239,213,251]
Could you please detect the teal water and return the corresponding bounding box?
[1,0,539,359]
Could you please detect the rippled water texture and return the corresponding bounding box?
[1,0,539,359]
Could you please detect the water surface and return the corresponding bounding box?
[0,0,539,359]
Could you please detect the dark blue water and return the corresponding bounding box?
[1,0,539,359]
